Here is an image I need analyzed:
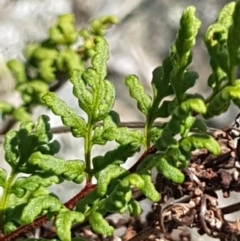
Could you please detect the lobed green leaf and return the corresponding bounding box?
[7,59,27,83]
[43,92,86,137]
[96,164,127,196]
[29,152,86,183]
[0,101,14,115]
[4,130,19,167]
[71,38,115,122]
[140,174,161,202]
[49,14,78,45]
[128,199,142,216]
[92,144,137,172]
[125,75,151,116]
[180,134,221,156]
[89,212,114,236]
[56,209,85,241]
[92,112,119,145]
[205,81,240,118]
[156,158,185,184]
[11,174,62,198]
[21,195,63,224]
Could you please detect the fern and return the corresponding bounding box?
[1,1,240,241]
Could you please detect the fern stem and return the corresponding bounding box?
[85,121,93,182]
[0,173,16,229]
[230,66,236,85]
[144,116,151,150]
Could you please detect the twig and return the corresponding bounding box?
[51,121,164,133]
[221,201,240,215]
[129,145,157,173]
[199,194,211,235]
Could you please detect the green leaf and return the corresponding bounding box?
[12,107,32,122]
[92,37,108,80]
[92,112,119,145]
[178,95,207,116]
[205,81,240,118]
[56,209,85,241]
[148,127,163,144]
[38,58,56,83]
[31,47,58,62]
[151,61,173,105]
[140,174,161,202]
[16,80,49,105]
[3,221,18,235]
[89,212,114,236]
[29,152,86,183]
[156,158,185,184]
[49,14,78,45]
[43,92,86,137]
[96,164,127,196]
[56,49,83,73]
[172,6,201,69]
[179,71,198,94]
[128,199,142,216]
[0,101,14,115]
[180,134,221,156]
[21,195,63,224]
[4,202,29,232]
[91,16,119,36]
[106,182,132,212]
[115,128,143,146]
[11,174,62,198]
[4,115,57,170]
[92,144,137,172]
[125,75,151,116]
[217,2,235,27]
[123,173,160,202]
[4,130,19,167]
[71,38,115,123]
[7,59,27,83]
[70,70,94,116]
[35,115,53,143]
[204,24,229,75]
[170,6,201,102]
[34,140,61,156]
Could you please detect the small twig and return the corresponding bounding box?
[64,183,96,210]
[199,194,211,236]
[220,201,240,215]
[129,145,157,173]
[204,151,232,169]
[159,195,192,233]
[0,122,164,144]
[184,168,203,189]
[51,121,164,133]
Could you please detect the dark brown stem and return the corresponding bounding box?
[129,145,157,173]
[221,201,240,215]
